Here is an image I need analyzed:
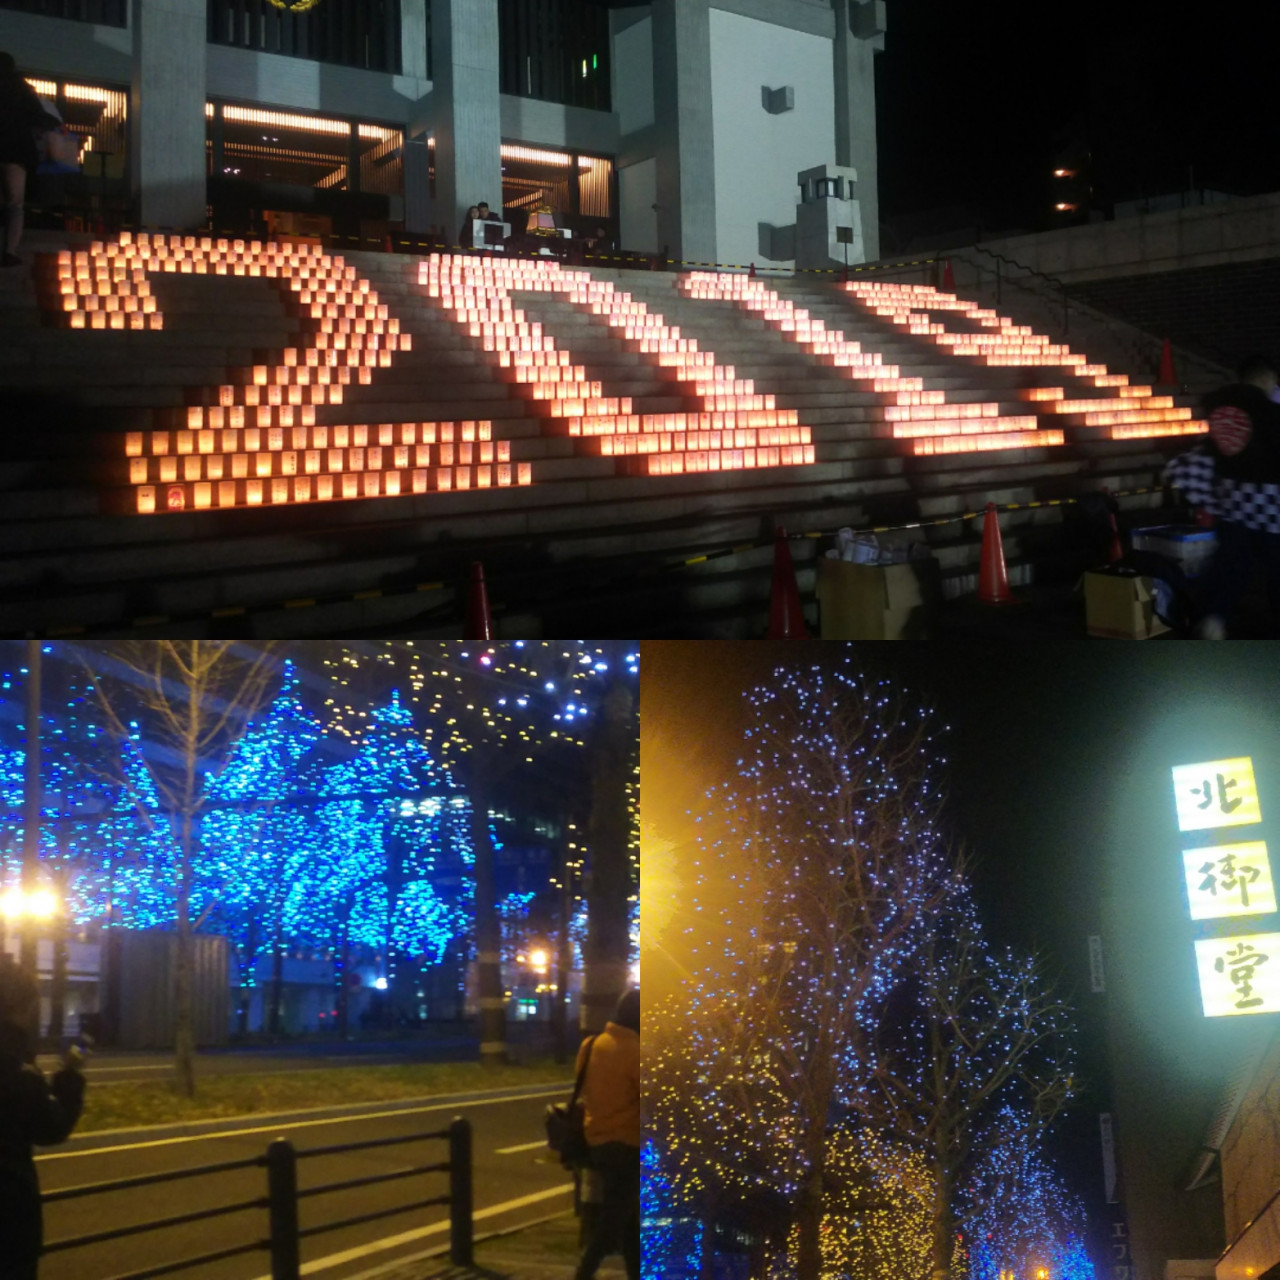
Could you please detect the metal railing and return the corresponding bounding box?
[948,242,1232,389]
[43,1117,472,1280]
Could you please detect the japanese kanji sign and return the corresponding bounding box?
[1171,757,1262,832]
[1182,841,1277,920]
[1194,933,1280,1017]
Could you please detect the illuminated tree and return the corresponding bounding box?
[863,903,1076,1280]
[82,641,280,1097]
[314,688,471,1028]
[965,1116,1094,1280]
[203,661,324,1035]
[649,661,958,1280]
[318,642,639,1061]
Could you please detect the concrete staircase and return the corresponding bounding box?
[0,234,1207,638]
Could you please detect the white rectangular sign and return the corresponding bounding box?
[1182,842,1276,920]
[1171,757,1262,832]
[1194,933,1280,1017]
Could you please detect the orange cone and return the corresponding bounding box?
[942,258,955,290]
[768,527,808,638]
[1158,337,1176,385]
[977,503,1016,605]
[384,232,394,254]
[464,561,493,640]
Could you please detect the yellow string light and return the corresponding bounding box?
[265,0,323,11]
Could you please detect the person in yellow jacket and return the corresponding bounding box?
[575,988,639,1280]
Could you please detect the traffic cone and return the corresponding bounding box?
[768,527,808,638]
[977,503,1016,605]
[942,258,955,290]
[383,232,394,254]
[464,561,493,640]
[749,262,757,279]
[1158,337,1176,385]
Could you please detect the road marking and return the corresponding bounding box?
[36,1086,569,1161]
[495,1139,547,1154]
[247,1185,573,1279]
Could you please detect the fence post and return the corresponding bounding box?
[266,1139,301,1280]
[449,1117,474,1267]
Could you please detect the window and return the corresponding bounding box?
[207,0,402,75]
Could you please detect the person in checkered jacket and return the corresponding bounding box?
[1165,355,1280,637]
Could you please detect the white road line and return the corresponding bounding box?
[247,1185,574,1279]
[495,1139,547,1154]
[36,1087,569,1161]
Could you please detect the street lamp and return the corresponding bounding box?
[0,886,60,921]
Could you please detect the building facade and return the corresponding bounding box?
[0,0,885,266]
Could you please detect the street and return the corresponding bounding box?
[37,1080,574,1280]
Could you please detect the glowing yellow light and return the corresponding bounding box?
[1195,933,1280,1017]
[0,888,59,919]
[529,949,549,971]
[1172,758,1262,832]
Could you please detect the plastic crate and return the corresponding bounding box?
[1130,525,1217,578]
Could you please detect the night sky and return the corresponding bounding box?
[643,640,1280,1254]
[874,0,1280,232]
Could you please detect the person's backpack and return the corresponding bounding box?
[544,1035,596,1167]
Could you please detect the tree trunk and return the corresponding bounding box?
[795,1163,825,1280]
[269,935,285,1037]
[173,668,199,1101]
[580,672,634,1035]
[469,763,506,1064]
[931,1152,956,1280]
[552,840,572,1065]
[334,896,352,1039]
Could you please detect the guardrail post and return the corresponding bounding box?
[448,1117,474,1267]
[266,1138,301,1280]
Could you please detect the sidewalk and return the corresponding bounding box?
[349,1212,628,1280]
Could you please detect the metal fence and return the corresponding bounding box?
[43,1117,473,1280]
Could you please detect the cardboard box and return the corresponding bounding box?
[818,557,924,640]
[1083,569,1170,639]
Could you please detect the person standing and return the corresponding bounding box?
[1192,354,1280,637]
[0,52,57,267]
[575,988,640,1280]
[458,204,480,249]
[0,954,86,1280]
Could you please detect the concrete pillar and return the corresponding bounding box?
[429,0,502,243]
[401,0,429,83]
[833,0,885,262]
[131,0,207,230]
[651,0,716,265]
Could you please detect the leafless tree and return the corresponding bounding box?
[862,904,1075,1280]
[81,642,279,1097]
[654,664,959,1280]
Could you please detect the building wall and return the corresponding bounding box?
[499,94,619,155]
[619,154,658,252]
[708,6,835,268]
[613,13,654,136]
[1220,1033,1280,1244]
[3,7,132,84]
[959,191,1280,284]
[208,44,431,124]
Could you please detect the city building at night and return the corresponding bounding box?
[0,0,886,268]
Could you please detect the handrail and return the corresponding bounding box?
[45,1153,264,1201]
[42,1116,474,1279]
[953,242,1233,383]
